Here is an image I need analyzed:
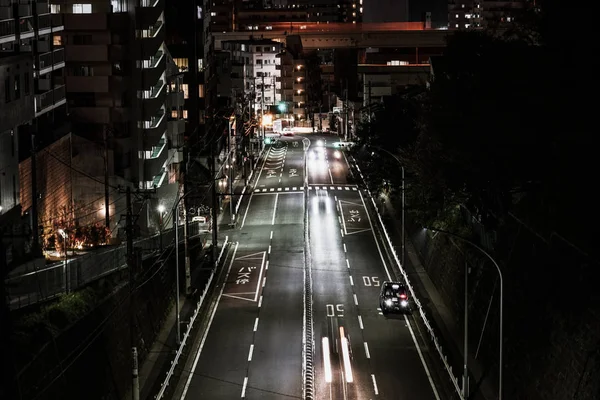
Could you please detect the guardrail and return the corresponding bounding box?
[353,159,464,399]
[6,224,203,310]
[154,236,229,400]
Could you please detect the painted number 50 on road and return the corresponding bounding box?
[326,304,344,318]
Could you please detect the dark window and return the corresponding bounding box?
[73,34,92,45]
[5,77,10,102]
[24,72,30,95]
[14,75,20,99]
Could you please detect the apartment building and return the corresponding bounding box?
[277,35,306,121]
[448,0,530,29]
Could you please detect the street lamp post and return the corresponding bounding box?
[426,227,504,400]
[157,205,165,251]
[369,146,406,268]
[58,229,68,294]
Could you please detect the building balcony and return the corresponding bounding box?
[66,76,109,92]
[293,108,306,116]
[19,16,34,39]
[0,19,15,42]
[293,95,305,102]
[34,85,66,117]
[293,82,305,91]
[0,5,12,20]
[37,48,65,76]
[66,45,108,62]
[64,13,107,31]
[167,119,185,147]
[140,80,166,120]
[143,139,168,181]
[50,13,63,31]
[166,89,184,108]
[136,0,163,27]
[18,4,32,17]
[293,69,305,78]
[140,51,165,87]
[137,22,164,59]
[38,13,52,34]
[139,109,167,147]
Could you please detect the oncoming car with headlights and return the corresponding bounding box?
[379,281,411,315]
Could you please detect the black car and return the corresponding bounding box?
[379,281,411,315]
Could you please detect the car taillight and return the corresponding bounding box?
[400,294,407,299]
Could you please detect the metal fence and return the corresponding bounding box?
[5,224,204,310]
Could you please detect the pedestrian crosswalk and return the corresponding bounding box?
[253,186,358,193]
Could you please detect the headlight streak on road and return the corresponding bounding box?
[340,326,354,383]
[322,337,333,383]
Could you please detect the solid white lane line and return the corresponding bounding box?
[364,342,371,359]
[270,230,273,240]
[181,242,239,399]
[248,345,254,361]
[343,243,347,252]
[253,318,259,331]
[328,168,334,184]
[271,193,279,225]
[353,294,358,306]
[349,276,354,286]
[358,315,364,329]
[371,375,379,395]
[265,260,269,270]
[405,315,442,400]
[241,377,248,397]
[240,194,254,229]
[258,296,263,308]
[346,259,350,269]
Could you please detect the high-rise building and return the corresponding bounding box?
[1,0,66,258]
[448,0,530,29]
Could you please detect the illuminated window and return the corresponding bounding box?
[198,84,204,98]
[183,109,188,119]
[198,58,203,70]
[210,11,216,16]
[72,4,92,13]
[173,58,188,72]
[50,4,60,13]
[171,110,179,118]
[181,84,189,99]
[53,35,62,46]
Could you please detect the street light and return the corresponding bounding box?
[425,227,504,400]
[58,229,69,294]
[157,205,165,251]
[368,146,406,268]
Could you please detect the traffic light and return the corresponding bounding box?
[277,102,287,113]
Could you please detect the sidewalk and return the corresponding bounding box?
[378,195,496,400]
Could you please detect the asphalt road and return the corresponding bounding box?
[178,135,441,400]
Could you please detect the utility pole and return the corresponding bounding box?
[103,126,110,229]
[261,75,265,151]
[227,116,234,225]
[368,80,372,137]
[210,140,219,264]
[125,187,140,400]
[182,142,191,294]
[30,132,39,256]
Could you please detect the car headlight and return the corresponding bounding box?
[316,140,324,147]
[385,299,393,307]
[334,150,341,159]
[400,300,408,307]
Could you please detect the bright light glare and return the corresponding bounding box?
[334,150,341,159]
[322,337,332,383]
[340,327,354,383]
[385,299,393,306]
[401,300,408,307]
[316,140,324,147]
[157,205,165,213]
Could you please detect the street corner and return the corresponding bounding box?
[223,250,267,302]
[338,199,371,235]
